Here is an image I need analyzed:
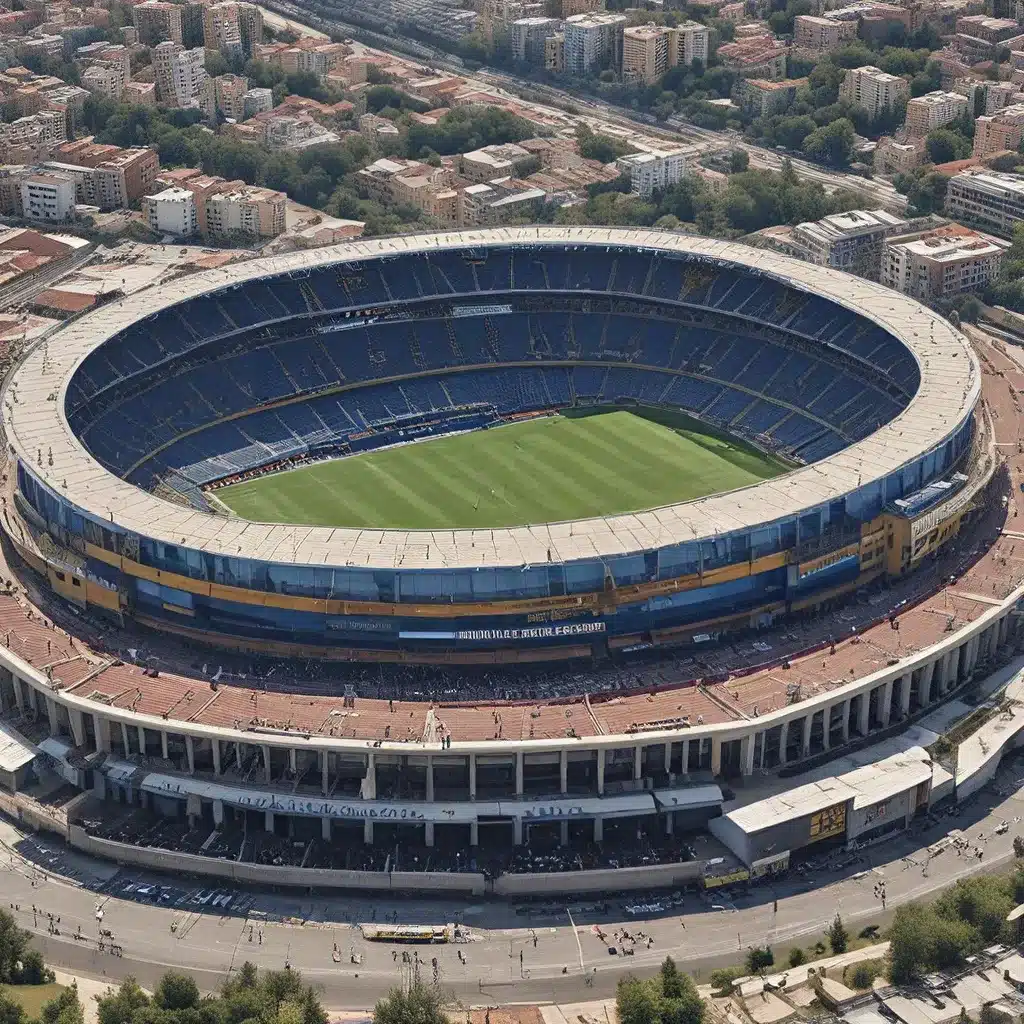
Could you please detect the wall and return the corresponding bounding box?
[0,788,70,839]
[846,787,914,840]
[490,859,704,896]
[954,705,1024,803]
[69,827,486,895]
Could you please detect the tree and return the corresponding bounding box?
[745,946,774,973]
[154,973,199,1012]
[39,986,84,1024]
[802,118,855,167]
[788,948,806,967]
[0,909,31,985]
[576,124,632,164]
[729,149,749,173]
[926,128,970,165]
[1014,835,1024,858]
[828,913,849,955]
[0,996,25,1024]
[96,977,150,1024]
[617,960,705,1024]
[373,984,448,1024]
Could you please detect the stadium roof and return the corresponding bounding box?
[4,227,979,572]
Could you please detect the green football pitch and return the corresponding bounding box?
[213,408,790,530]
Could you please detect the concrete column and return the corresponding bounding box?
[262,745,271,783]
[426,757,434,803]
[559,750,567,794]
[710,737,722,776]
[95,715,111,754]
[593,816,604,842]
[469,753,477,799]
[633,744,642,781]
[212,739,221,776]
[425,822,435,847]
[596,747,606,795]
[663,740,673,776]
[858,693,870,735]
[841,700,850,743]
[801,715,812,757]
[515,752,524,797]
[470,821,479,846]
[136,725,146,757]
[234,742,242,770]
[69,709,85,748]
[900,675,912,717]
[363,820,373,844]
[264,810,274,832]
[742,733,756,776]
[185,734,195,775]
[321,752,329,795]
[513,818,523,845]
[778,721,788,765]
[665,811,674,836]
[45,696,58,735]
[288,748,297,774]
[365,753,376,799]
[321,816,330,841]
[560,819,569,846]
[12,676,23,710]
[682,738,690,774]
[821,712,830,752]
[213,800,224,827]
[880,680,893,727]
[921,661,935,707]
[120,721,130,756]
[160,730,169,761]
[27,685,37,714]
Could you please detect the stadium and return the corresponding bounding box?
[0,225,1016,895]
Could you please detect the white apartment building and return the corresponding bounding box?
[81,63,124,101]
[881,228,1009,300]
[20,172,75,223]
[142,186,198,236]
[945,170,1024,238]
[616,148,686,197]
[623,24,669,83]
[792,208,907,280]
[905,90,970,136]
[242,87,273,119]
[668,21,708,66]
[839,65,909,116]
[206,186,286,239]
[563,12,627,75]
[152,41,207,108]
[512,17,559,64]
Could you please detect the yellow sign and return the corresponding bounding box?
[809,803,846,842]
[798,544,859,581]
[704,869,750,889]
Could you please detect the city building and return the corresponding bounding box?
[622,23,669,84]
[874,135,926,175]
[716,35,788,80]
[616,148,686,197]
[545,32,565,72]
[205,185,286,239]
[734,77,807,116]
[203,2,242,60]
[152,41,207,108]
[953,13,1022,59]
[945,169,1024,237]
[179,1,206,48]
[461,143,536,182]
[19,171,75,222]
[972,103,1024,157]
[237,3,263,58]
[668,21,709,67]
[50,141,159,208]
[562,12,627,75]
[131,0,182,45]
[81,63,124,101]
[123,81,156,106]
[142,185,198,236]
[793,14,857,51]
[881,225,1009,299]
[905,90,970,136]
[203,74,248,122]
[792,208,908,280]
[512,16,559,64]
[839,66,909,116]
[242,87,273,119]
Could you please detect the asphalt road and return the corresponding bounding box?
[3,771,1023,1009]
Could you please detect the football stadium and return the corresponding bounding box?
[0,225,1017,895]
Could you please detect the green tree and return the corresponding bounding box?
[39,986,84,1024]
[373,983,448,1024]
[154,973,199,1012]
[788,948,806,967]
[0,909,31,985]
[0,995,25,1024]
[926,127,970,165]
[96,978,150,1024]
[729,149,749,173]
[745,946,774,973]
[802,118,855,167]
[828,913,849,955]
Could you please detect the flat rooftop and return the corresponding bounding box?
[2,227,979,572]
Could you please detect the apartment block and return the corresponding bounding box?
[905,90,970,136]
[203,74,248,122]
[563,12,627,75]
[668,21,709,66]
[461,142,536,181]
[20,171,75,222]
[792,208,907,280]
[242,87,273,119]
[945,169,1024,237]
[81,63,123,100]
[205,185,286,239]
[734,77,807,116]
[132,0,182,45]
[616,148,686,197]
[545,33,565,72]
[142,185,197,236]
[881,225,1009,299]
[793,14,857,50]
[512,16,559,64]
[622,24,668,83]
[838,65,909,116]
[152,41,207,108]
[716,35,788,79]
[203,2,242,59]
[972,103,1024,157]
[51,140,159,206]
